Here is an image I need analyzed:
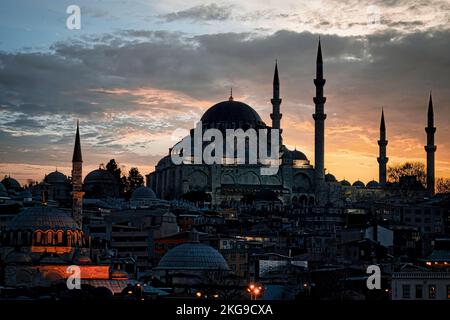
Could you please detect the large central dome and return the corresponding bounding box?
[200,99,265,128]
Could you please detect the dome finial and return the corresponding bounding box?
[229,87,233,101]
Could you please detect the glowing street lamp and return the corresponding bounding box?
[247,283,263,300]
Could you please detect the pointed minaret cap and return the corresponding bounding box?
[380,107,386,131]
[72,120,83,163]
[317,37,323,64]
[273,59,279,85]
[428,91,434,125]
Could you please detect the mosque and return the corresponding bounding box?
[146,40,438,207]
[0,40,439,210]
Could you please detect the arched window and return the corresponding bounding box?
[67,231,72,247]
[35,231,42,245]
[57,231,64,244]
[46,231,54,245]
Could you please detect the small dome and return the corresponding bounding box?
[7,206,79,231]
[352,180,366,188]
[367,180,379,188]
[290,149,308,161]
[200,100,264,128]
[156,242,229,271]
[340,179,351,186]
[84,169,116,185]
[5,251,32,264]
[1,176,21,191]
[45,171,68,184]
[325,173,337,182]
[84,169,119,198]
[131,186,156,200]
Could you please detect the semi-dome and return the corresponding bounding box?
[325,173,337,182]
[45,171,68,184]
[352,180,366,188]
[156,242,229,271]
[1,176,21,191]
[340,179,351,186]
[131,186,156,200]
[367,180,379,188]
[7,206,79,231]
[200,99,264,128]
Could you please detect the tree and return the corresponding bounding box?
[105,159,126,196]
[127,167,144,195]
[436,178,450,194]
[388,162,426,187]
[106,159,121,181]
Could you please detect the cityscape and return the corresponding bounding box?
[0,0,450,307]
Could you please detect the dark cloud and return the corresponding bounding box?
[0,28,449,178]
[160,3,233,22]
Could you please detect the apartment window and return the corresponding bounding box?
[415,285,423,299]
[402,285,410,298]
[428,285,436,299]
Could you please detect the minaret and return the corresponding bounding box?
[377,108,388,186]
[313,38,327,182]
[71,120,84,227]
[425,93,436,195]
[270,60,282,133]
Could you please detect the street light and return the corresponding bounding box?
[247,283,263,300]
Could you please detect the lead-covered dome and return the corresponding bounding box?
[84,169,120,198]
[45,171,69,184]
[200,100,264,128]
[7,206,79,231]
[352,180,366,188]
[1,176,21,191]
[156,242,229,271]
[367,180,379,188]
[131,186,156,200]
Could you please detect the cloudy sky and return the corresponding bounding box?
[0,0,449,185]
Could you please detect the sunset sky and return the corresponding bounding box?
[0,0,449,185]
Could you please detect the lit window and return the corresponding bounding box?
[428,285,436,299]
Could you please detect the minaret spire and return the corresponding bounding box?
[71,120,84,227]
[425,92,436,195]
[313,38,327,182]
[377,108,388,186]
[270,60,282,132]
[72,120,82,162]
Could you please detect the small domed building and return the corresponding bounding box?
[0,205,112,287]
[1,176,22,193]
[83,169,120,199]
[130,186,157,208]
[154,232,229,290]
[44,170,71,203]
